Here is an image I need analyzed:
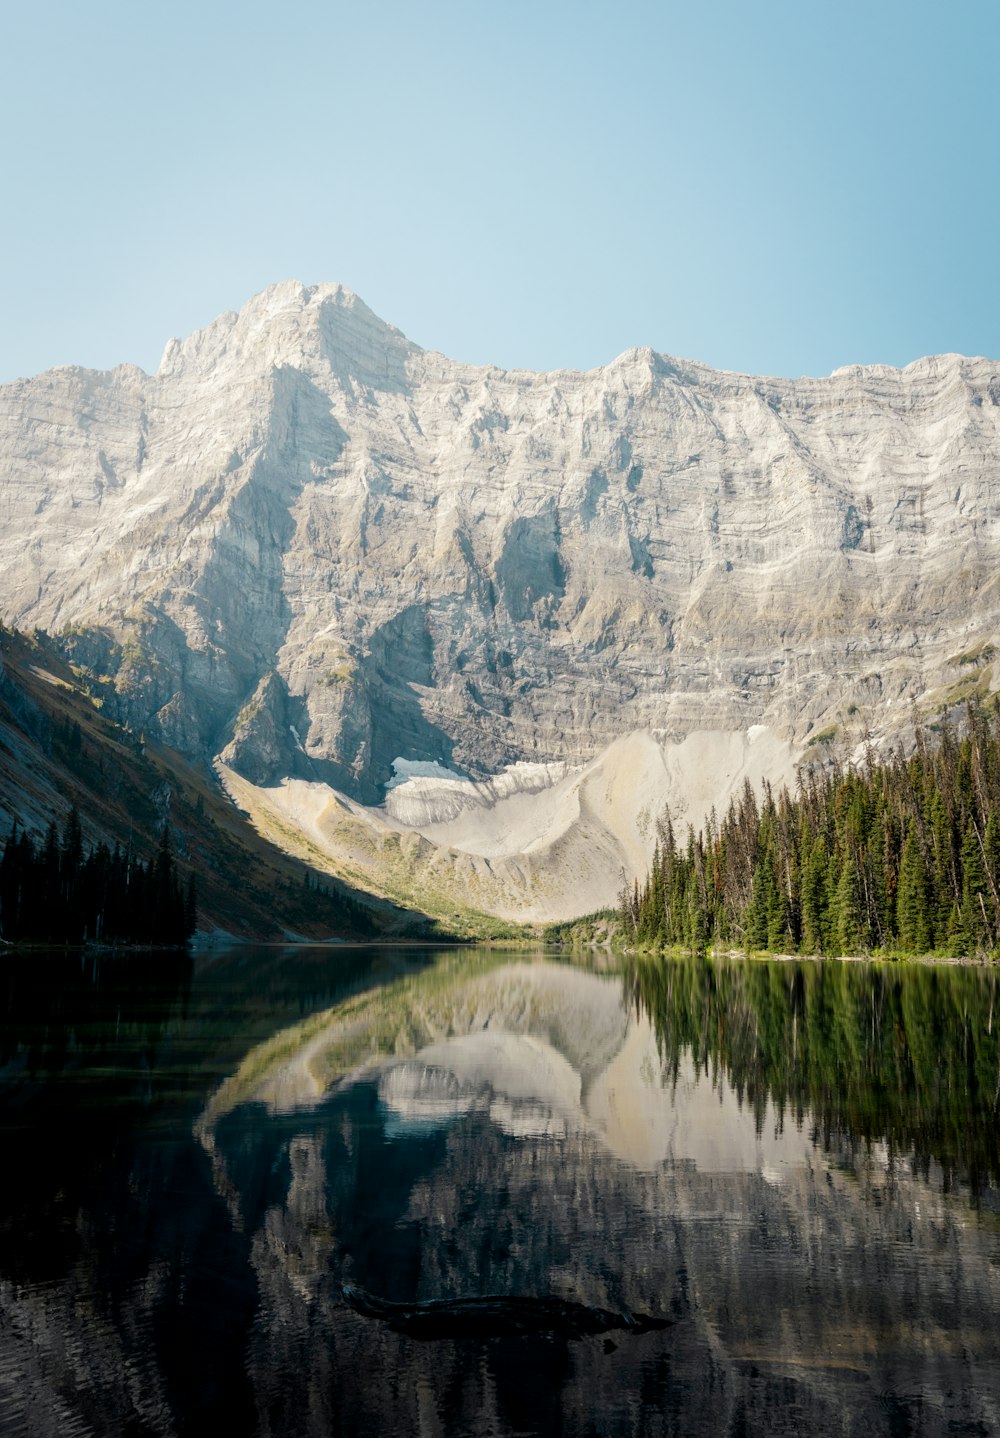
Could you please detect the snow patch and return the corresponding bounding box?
[385,757,470,790]
[382,758,569,828]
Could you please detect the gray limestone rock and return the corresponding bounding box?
[219,671,294,786]
[0,279,997,835]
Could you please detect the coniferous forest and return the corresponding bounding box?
[623,702,1000,958]
[0,810,196,948]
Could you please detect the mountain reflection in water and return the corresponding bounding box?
[1,946,999,1436]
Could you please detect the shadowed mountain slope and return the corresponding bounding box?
[0,627,485,941]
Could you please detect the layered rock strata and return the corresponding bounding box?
[1,282,997,914]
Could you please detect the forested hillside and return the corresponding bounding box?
[624,702,1000,958]
[0,811,195,947]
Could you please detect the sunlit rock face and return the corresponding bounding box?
[2,282,999,911]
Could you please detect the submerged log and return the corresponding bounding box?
[341,1283,673,1341]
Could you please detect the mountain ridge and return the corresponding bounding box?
[20,279,989,387]
[1,282,998,920]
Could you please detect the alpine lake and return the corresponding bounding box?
[1,943,999,1437]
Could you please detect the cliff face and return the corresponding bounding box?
[1,281,998,917]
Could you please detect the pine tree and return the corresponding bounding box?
[184,871,198,942]
[897,822,931,954]
[801,837,829,955]
[835,852,864,956]
[960,820,990,954]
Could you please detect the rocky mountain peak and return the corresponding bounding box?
[1,286,999,920]
[157,279,418,387]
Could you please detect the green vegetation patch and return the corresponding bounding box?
[948,641,997,667]
[943,667,993,706]
[543,909,621,948]
[319,664,354,687]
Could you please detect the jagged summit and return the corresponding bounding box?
[148,284,997,391]
[157,279,420,384]
[1,284,999,919]
[6,280,992,395]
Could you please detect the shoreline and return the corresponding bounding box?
[625,945,997,968]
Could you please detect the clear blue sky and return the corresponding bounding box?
[1,0,996,383]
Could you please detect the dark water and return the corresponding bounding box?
[1,946,1000,1437]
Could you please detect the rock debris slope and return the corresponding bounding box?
[1,281,998,918]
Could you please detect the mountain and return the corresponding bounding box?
[1,281,998,921]
[0,626,460,941]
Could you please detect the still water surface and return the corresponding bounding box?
[1,945,999,1436]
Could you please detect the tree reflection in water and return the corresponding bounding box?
[626,953,1000,1198]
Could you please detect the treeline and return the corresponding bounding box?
[623,701,1000,957]
[0,809,196,947]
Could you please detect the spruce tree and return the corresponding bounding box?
[835,853,863,956]
[897,822,931,954]
[960,821,990,953]
[801,837,829,955]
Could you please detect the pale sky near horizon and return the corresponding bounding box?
[0,0,996,384]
